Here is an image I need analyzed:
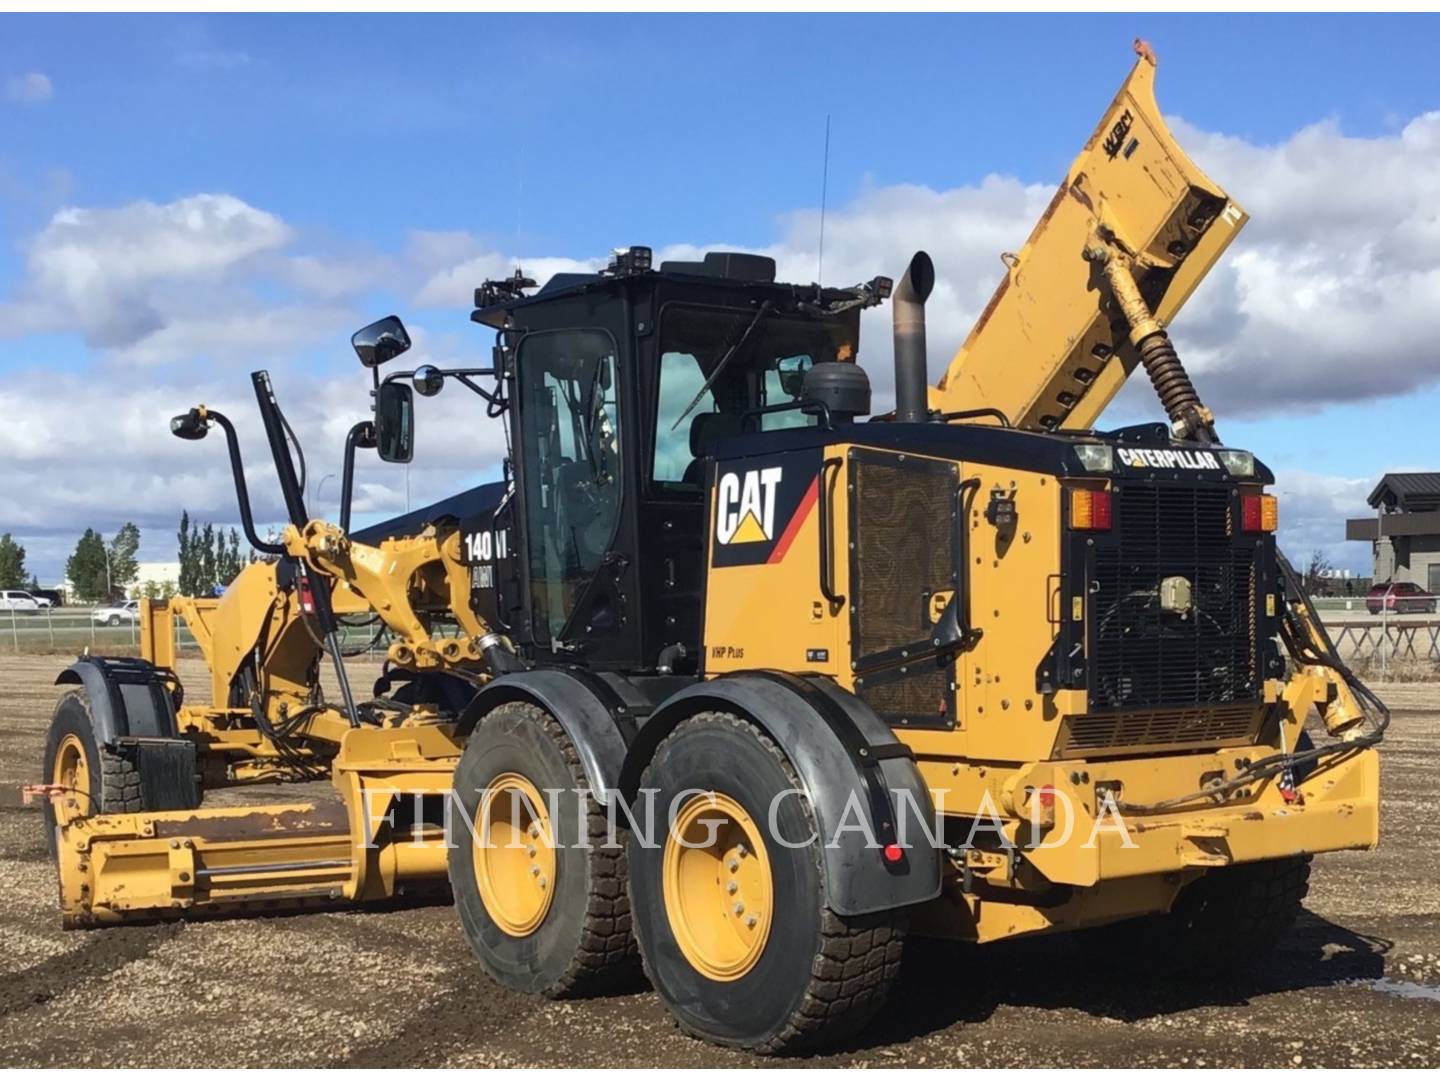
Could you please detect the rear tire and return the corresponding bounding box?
[628,712,905,1054]
[107,614,121,627]
[447,701,636,998]
[1088,856,1311,978]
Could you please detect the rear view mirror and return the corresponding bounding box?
[352,315,412,369]
[375,382,414,463]
[412,364,445,397]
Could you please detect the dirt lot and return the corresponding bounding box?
[1,652,1437,1066]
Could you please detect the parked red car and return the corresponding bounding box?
[1365,581,1439,614]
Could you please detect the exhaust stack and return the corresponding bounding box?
[893,251,934,423]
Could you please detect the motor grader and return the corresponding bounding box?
[37,42,1384,1054]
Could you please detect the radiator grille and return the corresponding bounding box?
[1090,485,1258,711]
[851,455,956,658]
[856,664,955,727]
[850,452,957,727]
[1059,703,1260,757]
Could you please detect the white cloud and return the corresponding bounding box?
[1270,469,1374,573]
[1,194,293,349]
[10,103,1440,578]
[6,72,52,104]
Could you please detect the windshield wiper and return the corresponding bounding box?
[670,300,774,432]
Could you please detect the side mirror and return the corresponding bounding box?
[375,382,414,463]
[352,315,412,369]
[412,364,445,397]
[170,408,209,440]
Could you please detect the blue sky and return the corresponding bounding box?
[4,13,1440,581]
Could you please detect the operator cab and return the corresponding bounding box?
[467,248,883,675]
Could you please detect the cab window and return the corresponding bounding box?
[650,303,853,490]
[516,329,622,641]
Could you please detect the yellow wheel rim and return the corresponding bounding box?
[52,733,91,827]
[663,791,774,982]
[473,773,557,937]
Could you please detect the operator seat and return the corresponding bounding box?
[682,412,747,486]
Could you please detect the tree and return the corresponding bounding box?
[108,522,140,594]
[178,512,253,596]
[199,522,217,594]
[1303,549,1334,596]
[177,512,196,596]
[0,533,27,590]
[66,529,111,602]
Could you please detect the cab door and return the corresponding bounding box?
[511,327,631,659]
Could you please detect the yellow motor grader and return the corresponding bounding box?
[38,42,1384,1054]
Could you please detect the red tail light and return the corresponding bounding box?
[299,578,315,614]
[1241,494,1277,532]
[1071,489,1112,531]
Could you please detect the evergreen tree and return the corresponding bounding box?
[0,533,28,590]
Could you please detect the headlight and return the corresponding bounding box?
[1073,443,1113,472]
[1216,449,1256,477]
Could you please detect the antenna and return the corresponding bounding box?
[516,142,525,249]
[817,113,831,284]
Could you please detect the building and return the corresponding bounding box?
[132,561,181,596]
[1345,473,1440,592]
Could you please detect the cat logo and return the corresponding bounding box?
[716,467,782,544]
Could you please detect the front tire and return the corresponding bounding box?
[42,690,144,856]
[628,712,905,1054]
[447,701,636,998]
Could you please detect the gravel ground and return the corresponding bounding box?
[1,653,1436,1066]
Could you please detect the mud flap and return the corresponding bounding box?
[124,738,199,813]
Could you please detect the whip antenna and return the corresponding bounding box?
[818,113,831,283]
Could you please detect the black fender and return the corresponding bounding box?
[618,670,942,917]
[55,655,182,746]
[455,668,633,806]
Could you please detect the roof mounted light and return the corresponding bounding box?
[607,245,652,276]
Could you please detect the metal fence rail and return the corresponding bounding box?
[2,605,391,657]
[1327,618,1440,663]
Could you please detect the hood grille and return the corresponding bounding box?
[1090,485,1259,712]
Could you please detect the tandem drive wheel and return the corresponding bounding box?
[447,701,636,997]
[628,711,906,1055]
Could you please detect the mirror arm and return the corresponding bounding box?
[452,371,503,407]
[339,420,374,534]
[205,410,286,557]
